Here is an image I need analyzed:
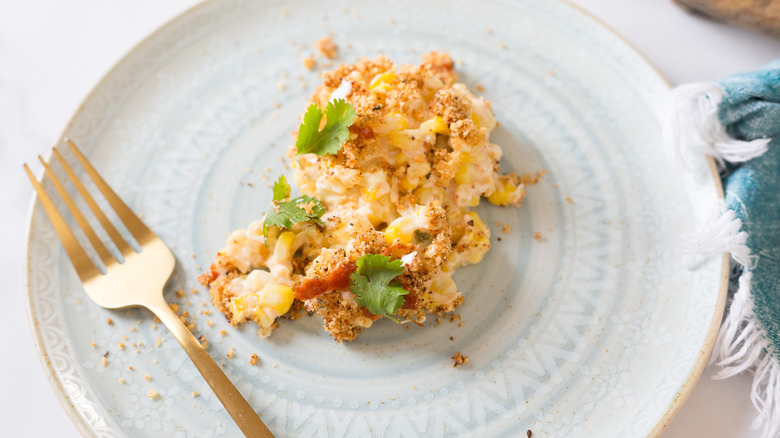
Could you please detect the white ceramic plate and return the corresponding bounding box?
[25,0,727,436]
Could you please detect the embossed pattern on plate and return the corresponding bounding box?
[25,0,725,437]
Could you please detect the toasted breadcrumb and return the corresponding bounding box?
[316,36,338,59]
[303,56,315,70]
[226,346,235,358]
[534,232,542,241]
[192,391,199,397]
[503,224,511,234]
[452,352,468,367]
[249,353,260,365]
[519,170,548,185]
[147,390,160,400]
[106,318,113,325]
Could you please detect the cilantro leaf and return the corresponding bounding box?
[263,177,326,243]
[295,99,357,156]
[272,175,291,203]
[349,254,409,322]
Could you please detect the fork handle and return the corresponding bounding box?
[148,299,274,438]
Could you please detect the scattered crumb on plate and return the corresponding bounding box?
[316,36,337,59]
[452,352,469,367]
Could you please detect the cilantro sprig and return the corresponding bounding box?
[295,99,356,156]
[350,254,409,322]
[271,174,291,202]
[263,175,325,241]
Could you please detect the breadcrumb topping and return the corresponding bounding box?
[452,352,469,367]
[316,36,338,59]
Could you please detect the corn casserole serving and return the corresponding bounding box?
[199,52,529,342]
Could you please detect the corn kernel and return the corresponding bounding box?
[471,111,481,128]
[401,178,417,191]
[369,71,397,91]
[454,164,472,185]
[389,130,418,150]
[274,231,296,260]
[430,274,457,295]
[254,308,276,329]
[385,112,408,131]
[245,269,268,292]
[413,187,445,204]
[459,152,478,164]
[419,116,450,135]
[259,284,294,316]
[488,178,521,206]
[361,187,379,201]
[384,217,413,244]
[264,226,280,246]
[354,316,374,328]
[462,212,490,264]
[231,293,259,320]
[467,212,488,233]
[430,273,458,305]
[443,253,460,272]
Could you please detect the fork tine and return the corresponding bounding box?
[65,139,154,245]
[38,155,116,266]
[24,164,101,282]
[53,146,135,257]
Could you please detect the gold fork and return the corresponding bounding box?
[24,139,273,438]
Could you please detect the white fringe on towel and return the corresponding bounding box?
[711,272,780,438]
[664,82,770,168]
[682,213,778,437]
[679,205,753,269]
[668,82,778,438]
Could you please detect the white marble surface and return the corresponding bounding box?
[0,0,777,436]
